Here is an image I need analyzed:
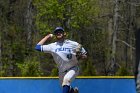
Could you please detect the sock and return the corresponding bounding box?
[63,85,70,93]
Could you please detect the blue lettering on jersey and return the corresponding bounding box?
[55,47,72,52]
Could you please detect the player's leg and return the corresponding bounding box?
[63,85,70,93]
[59,71,70,93]
[59,66,79,93]
[62,70,78,93]
[65,72,79,93]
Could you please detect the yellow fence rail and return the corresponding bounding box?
[0,76,135,79]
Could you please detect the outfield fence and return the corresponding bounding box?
[0,76,136,93]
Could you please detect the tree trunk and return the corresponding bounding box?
[0,27,2,75]
[134,0,140,92]
[108,0,119,75]
[136,28,140,92]
[25,0,33,55]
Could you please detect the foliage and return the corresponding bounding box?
[51,68,58,76]
[33,0,99,35]
[80,59,97,76]
[0,0,138,76]
[116,64,131,76]
[17,58,43,76]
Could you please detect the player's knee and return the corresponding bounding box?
[62,78,71,86]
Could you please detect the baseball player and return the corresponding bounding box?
[35,27,87,93]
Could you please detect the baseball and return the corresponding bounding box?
[50,34,53,37]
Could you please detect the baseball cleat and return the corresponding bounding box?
[74,87,79,93]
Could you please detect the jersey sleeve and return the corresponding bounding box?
[35,44,52,53]
[41,44,52,53]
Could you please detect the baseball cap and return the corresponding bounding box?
[54,27,64,33]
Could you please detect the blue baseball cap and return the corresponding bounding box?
[54,27,64,33]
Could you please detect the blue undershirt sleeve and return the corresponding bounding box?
[35,44,42,51]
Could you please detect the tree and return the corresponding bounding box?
[0,0,138,76]
[33,0,100,75]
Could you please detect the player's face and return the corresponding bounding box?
[54,31,64,39]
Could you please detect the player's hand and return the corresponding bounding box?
[76,51,83,59]
[81,54,87,59]
[49,34,53,38]
[37,34,54,45]
[45,34,53,41]
[76,53,87,60]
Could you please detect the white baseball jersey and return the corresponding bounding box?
[40,39,87,72]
